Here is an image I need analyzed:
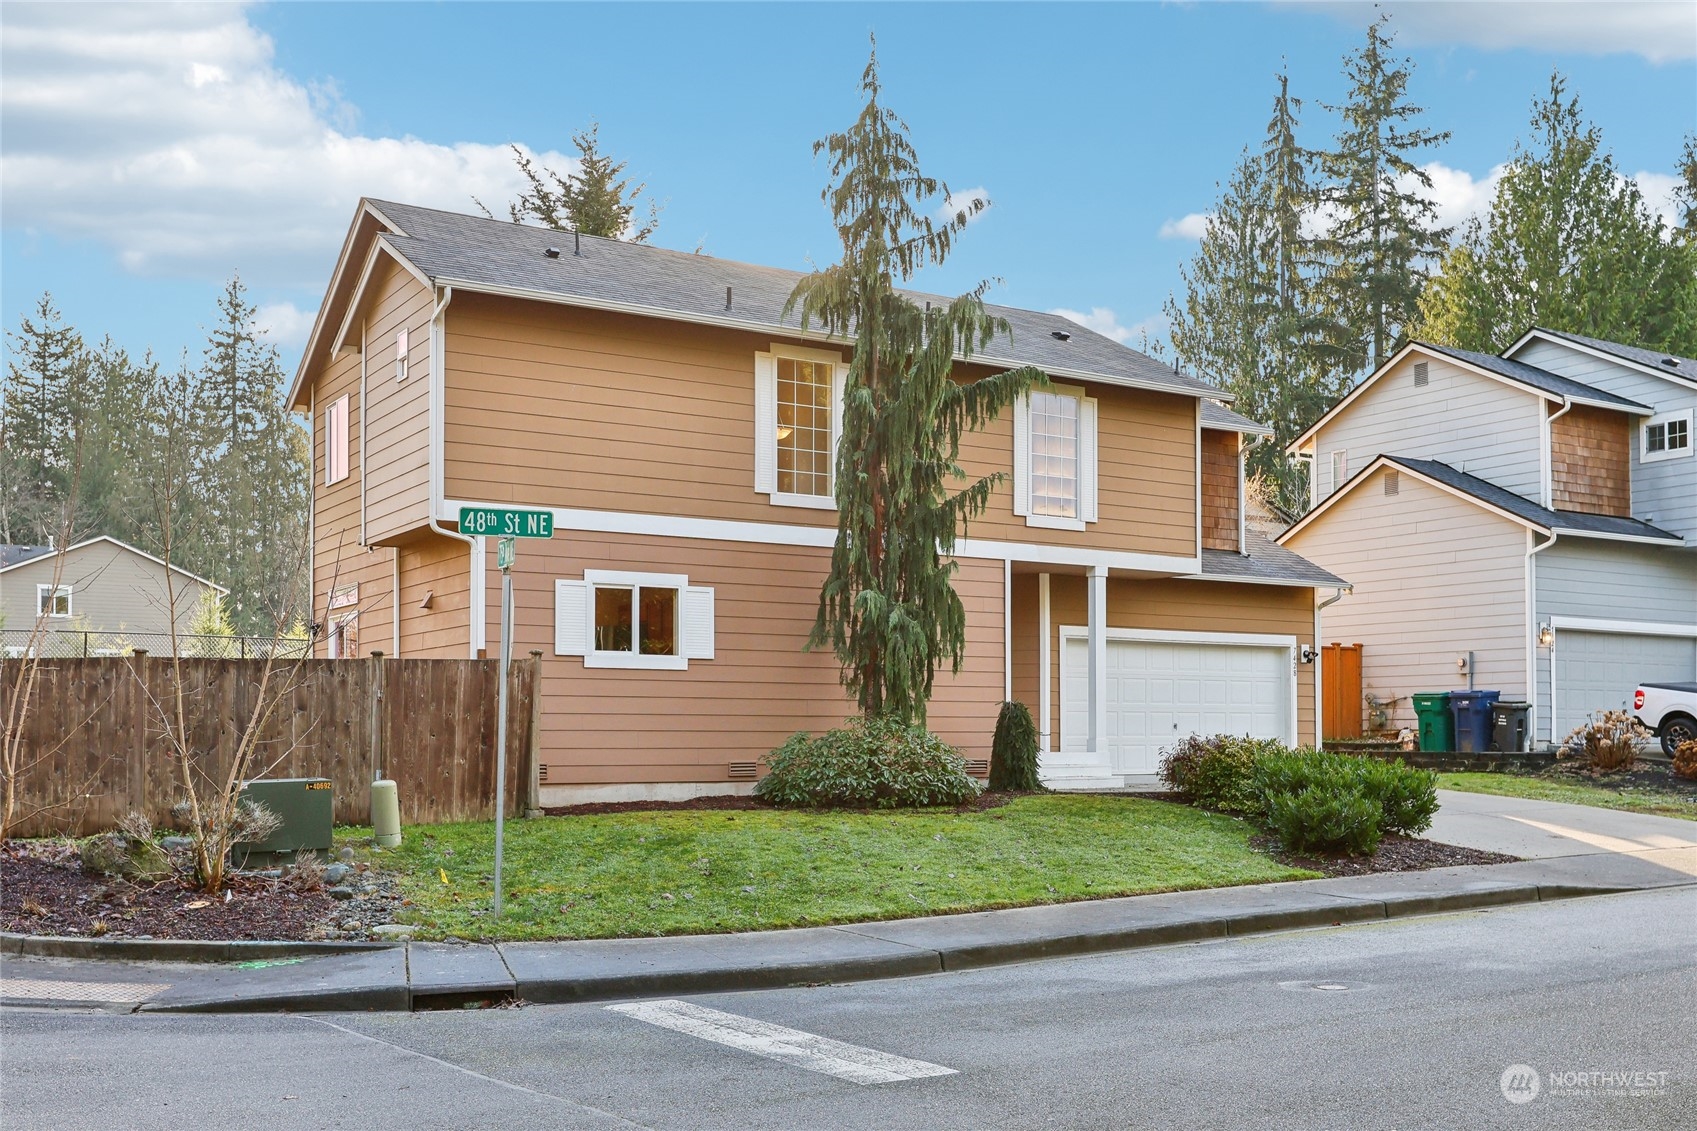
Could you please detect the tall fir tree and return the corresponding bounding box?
[79,338,158,549]
[1672,133,1696,235]
[1416,74,1697,356]
[1,295,86,545]
[493,122,661,241]
[788,44,1044,725]
[1315,15,1451,371]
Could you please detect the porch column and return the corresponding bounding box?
[1087,565,1108,757]
[1038,573,1052,753]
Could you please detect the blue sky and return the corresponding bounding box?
[3,1,1693,381]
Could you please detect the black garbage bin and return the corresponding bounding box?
[1490,701,1531,753]
[1449,690,1501,753]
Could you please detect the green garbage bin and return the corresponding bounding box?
[1413,692,1454,752]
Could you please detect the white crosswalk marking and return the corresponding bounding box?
[606,999,957,1085]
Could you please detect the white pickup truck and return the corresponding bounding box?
[1633,683,1697,756]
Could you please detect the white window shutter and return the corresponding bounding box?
[754,352,777,495]
[1012,393,1031,516]
[554,580,590,656]
[681,585,715,660]
[1080,396,1099,523]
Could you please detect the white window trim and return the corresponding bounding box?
[755,343,846,511]
[576,569,701,670]
[1329,450,1348,496]
[1641,408,1693,463]
[1013,383,1096,531]
[36,583,72,618]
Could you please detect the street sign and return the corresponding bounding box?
[457,505,553,538]
[496,535,516,570]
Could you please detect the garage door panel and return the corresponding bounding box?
[1554,631,1696,736]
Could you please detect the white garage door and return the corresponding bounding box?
[1554,631,1696,737]
[1062,634,1293,776]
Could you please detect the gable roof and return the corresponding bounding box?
[1197,531,1345,587]
[0,536,230,592]
[1280,455,1684,547]
[0,544,51,568]
[1200,400,1275,436]
[1288,340,1653,454]
[290,198,1235,410]
[1508,327,1697,391]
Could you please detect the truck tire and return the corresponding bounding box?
[1661,713,1697,758]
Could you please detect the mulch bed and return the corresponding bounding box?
[1252,833,1518,877]
[1539,758,1697,799]
[0,840,342,942]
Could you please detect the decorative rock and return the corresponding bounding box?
[338,847,355,863]
[80,833,171,881]
[161,836,193,852]
[324,863,351,885]
[371,924,417,937]
[327,886,356,901]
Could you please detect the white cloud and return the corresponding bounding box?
[1290,2,1695,64]
[254,301,314,350]
[1049,307,1168,350]
[1158,213,1211,240]
[1405,161,1507,232]
[0,3,576,289]
[941,187,991,224]
[1633,171,1683,230]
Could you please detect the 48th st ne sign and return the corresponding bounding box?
[457,506,554,538]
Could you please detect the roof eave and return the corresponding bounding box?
[1509,328,1697,393]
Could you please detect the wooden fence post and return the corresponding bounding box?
[130,649,149,825]
[524,650,543,818]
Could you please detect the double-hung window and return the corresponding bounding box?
[754,345,846,509]
[555,571,716,670]
[1013,384,1098,530]
[1642,410,1693,463]
[37,584,72,618]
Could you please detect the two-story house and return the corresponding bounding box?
[1281,330,1697,748]
[288,200,1345,802]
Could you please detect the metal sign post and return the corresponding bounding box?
[493,534,515,918]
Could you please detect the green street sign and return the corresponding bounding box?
[457,505,554,538]
[496,535,516,570]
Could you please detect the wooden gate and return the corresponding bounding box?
[1322,642,1363,741]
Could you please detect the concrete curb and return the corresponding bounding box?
[0,932,398,963]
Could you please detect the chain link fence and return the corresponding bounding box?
[1,629,311,660]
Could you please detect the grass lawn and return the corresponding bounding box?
[350,795,1318,941]
[1437,772,1697,822]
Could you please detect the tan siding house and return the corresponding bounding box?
[0,537,226,652]
[289,199,1345,799]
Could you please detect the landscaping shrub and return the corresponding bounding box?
[1559,710,1647,773]
[989,701,1043,792]
[1158,734,1283,815]
[754,716,981,808]
[1249,749,1433,854]
[1262,787,1383,857]
[1673,740,1697,782]
[1355,757,1440,836]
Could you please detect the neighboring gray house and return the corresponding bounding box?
[0,537,226,654]
[1281,331,1696,748]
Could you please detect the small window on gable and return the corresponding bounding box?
[324,394,350,486]
[1330,450,1348,494]
[556,571,715,670]
[395,327,409,381]
[37,584,72,618]
[1412,361,1429,387]
[1013,384,1098,530]
[754,346,846,509]
[1643,410,1693,463]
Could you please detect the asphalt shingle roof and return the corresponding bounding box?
[366,199,1228,401]
[1199,532,1346,587]
[0,544,51,568]
[1531,328,1697,385]
[1422,343,1653,412]
[1387,457,1683,542]
[1200,401,1274,435]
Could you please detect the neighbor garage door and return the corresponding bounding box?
[1062,634,1293,776]
[1553,631,1696,738]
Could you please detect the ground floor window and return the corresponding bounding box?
[556,570,714,669]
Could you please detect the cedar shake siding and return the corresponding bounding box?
[1200,429,1240,552]
[1549,402,1632,517]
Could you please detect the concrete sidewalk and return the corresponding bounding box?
[4,794,1694,1015]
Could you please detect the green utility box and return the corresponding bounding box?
[1413,692,1455,752]
[232,777,333,868]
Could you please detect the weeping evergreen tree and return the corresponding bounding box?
[787,44,1045,726]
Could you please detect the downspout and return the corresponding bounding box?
[1543,397,1575,508]
[423,284,480,658]
[1314,584,1352,750]
[359,318,368,547]
[1525,529,1558,749]
[307,387,316,651]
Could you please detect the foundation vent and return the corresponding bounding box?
[1384,470,1400,496]
[728,762,758,781]
[1413,361,1429,387]
[538,764,549,782]
[964,759,990,777]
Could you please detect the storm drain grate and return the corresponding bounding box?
[2,978,172,1004]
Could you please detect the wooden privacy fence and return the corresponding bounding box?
[1322,642,1364,741]
[2,652,540,838]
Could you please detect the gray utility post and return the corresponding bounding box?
[493,534,516,918]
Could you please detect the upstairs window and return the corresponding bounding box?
[555,570,716,670]
[1330,450,1349,494]
[1013,384,1098,530]
[37,584,72,618]
[1643,410,1692,463]
[324,394,350,485]
[754,346,846,509]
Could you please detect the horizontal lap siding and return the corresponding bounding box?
[442,296,1197,559]
[362,259,433,542]
[312,350,395,657]
[397,535,469,658]
[471,532,1003,783]
[1040,576,1315,748]
[1549,403,1631,516]
[1284,466,1527,733]
[0,544,213,637]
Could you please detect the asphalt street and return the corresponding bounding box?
[4,884,1693,1130]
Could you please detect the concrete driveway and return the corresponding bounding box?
[1432,789,1697,863]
